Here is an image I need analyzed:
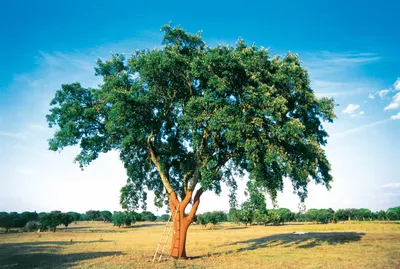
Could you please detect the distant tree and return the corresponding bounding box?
[356,208,372,221]
[0,212,13,232]
[196,214,208,228]
[38,212,47,220]
[112,211,136,227]
[140,211,157,221]
[386,207,400,221]
[46,24,335,258]
[375,210,387,221]
[315,209,333,224]
[239,181,269,225]
[67,212,81,222]
[86,210,101,221]
[100,211,113,222]
[24,221,40,232]
[60,213,74,227]
[227,208,242,224]
[253,209,268,225]
[195,211,226,229]
[20,212,38,223]
[267,211,281,225]
[131,212,142,222]
[269,208,295,224]
[112,211,126,228]
[40,212,62,232]
[157,214,170,222]
[334,209,357,222]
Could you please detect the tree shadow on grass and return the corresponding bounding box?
[217,232,365,254]
[124,223,164,229]
[0,240,123,269]
[224,226,249,230]
[58,226,92,230]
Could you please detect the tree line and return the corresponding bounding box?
[0,210,162,232]
[192,206,400,228]
[2,206,399,232]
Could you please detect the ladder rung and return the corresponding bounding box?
[152,206,180,263]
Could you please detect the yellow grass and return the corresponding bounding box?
[1,221,399,268]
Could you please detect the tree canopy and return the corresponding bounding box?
[47,23,335,213]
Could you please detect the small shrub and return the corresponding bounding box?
[24,221,40,232]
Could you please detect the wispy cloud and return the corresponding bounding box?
[382,182,400,189]
[317,52,381,65]
[333,119,389,137]
[0,131,26,140]
[306,51,381,68]
[303,51,381,97]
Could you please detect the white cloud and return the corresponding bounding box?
[378,89,390,98]
[382,182,400,189]
[384,92,400,110]
[390,112,400,120]
[394,78,400,91]
[350,111,365,118]
[368,93,375,99]
[343,104,360,114]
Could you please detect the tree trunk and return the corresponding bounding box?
[168,189,202,259]
[170,209,190,258]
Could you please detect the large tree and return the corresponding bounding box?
[47,24,335,258]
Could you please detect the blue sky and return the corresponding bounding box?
[1,0,399,214]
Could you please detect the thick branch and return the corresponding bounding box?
[186,188,203,221]
[147,133,174,194]
[188,127,209,191]
[182,170,194,198]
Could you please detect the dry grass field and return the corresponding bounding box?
[0,221,399,269]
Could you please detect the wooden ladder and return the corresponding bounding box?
[152,206,179,263]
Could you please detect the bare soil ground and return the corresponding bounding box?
[0,221,399,268]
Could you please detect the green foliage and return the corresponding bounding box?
[0,212,13,232]
[386,207,400,220]
[112,212,126,227]
[60,213,74,227]
[47,24,335,210]
[334,208,358,221]
[356,208,372,220]
[267,211,281,225]
[100,211,113,222]
[24,221,40,232]
[67,212,82,222]
[157,214,170,222]
[39,212,62,232]
[140,211,157,221]
[86,210,101,221]
[20,212,38,222]
[234,181,268,225]
[112,211,137,227]
[196,211,227,228]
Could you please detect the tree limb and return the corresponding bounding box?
[186,188,203,221]
[147,133,175,195]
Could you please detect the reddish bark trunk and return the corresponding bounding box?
[168,189,202,259]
